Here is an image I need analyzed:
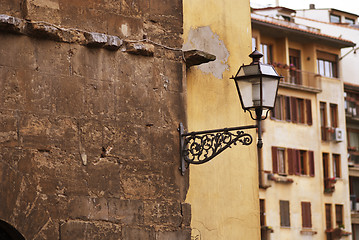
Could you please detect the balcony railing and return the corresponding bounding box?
[274,65,322,92]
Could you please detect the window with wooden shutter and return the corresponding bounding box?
[298,99,305,124]
[260,199,266,227]
[278,148,286,174]
[325,204,332,230]
[287,148,294,175]
[330,104,338,128]
[335,204,343,227]
[320,102,328,141]
[280,200,290,227]
[333,154,341,178]
[309,151,315,177]
[291,97,298,123]
[306,99,312,125]
[300,150,308,175]
[294,149,301,176]
[301,202,312,228]
[272,146,278,174]
[285,96,291,122]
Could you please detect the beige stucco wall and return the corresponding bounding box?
[182,0,260,239]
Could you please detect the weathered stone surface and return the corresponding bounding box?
[0,14,24,33]
[124,41,155,56]
[0,0,189,239]
[60,220,122,240]
[184,49,216,67]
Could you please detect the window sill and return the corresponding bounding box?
[300,229,317,235]
[269,174,293,184]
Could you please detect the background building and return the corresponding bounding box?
[252,7,354,239]
[295,7,359,239]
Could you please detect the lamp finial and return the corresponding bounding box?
[249,49,263,64]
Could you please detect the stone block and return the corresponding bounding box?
[143,201,182,227]
[121,226,155,240]
[84,32,108,47]
[60,220,121,240]
[156,230,191,240]
[0,14,24,34]
[68,196,109,221]
[108,199,144,224]
[124,42,154,57]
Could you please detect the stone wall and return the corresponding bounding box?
[0,1,190,239]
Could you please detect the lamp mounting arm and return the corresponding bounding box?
[179,123,257,175]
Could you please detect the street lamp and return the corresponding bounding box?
[179,50,282,175]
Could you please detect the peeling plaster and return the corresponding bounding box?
[183,26,229,79]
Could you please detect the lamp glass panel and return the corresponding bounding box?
[236,65,260,78]
[260,64,278,76]
[262,77,279,108]
[236,77,260,109]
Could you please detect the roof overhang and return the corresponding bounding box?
[252,17,356,49]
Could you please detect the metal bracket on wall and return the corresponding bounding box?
[178,123,257,175]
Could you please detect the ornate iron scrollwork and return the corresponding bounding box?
[179,123,257,175]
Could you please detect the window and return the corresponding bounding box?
[289,49,302,85]
[260,199,268,240]
[301,202,312,228]
[252,37,257,52]
[320,102,328,141]
[325,204,333,240]
[260,43,272,64]
[280,200,290,227]
[330,14,341,23]
[317,51,338,78]
[260,199,266,227]
[345,18,355,25]
[335,204,343,227]
[297,98,305,124]
[325,204,332,230]
[330,104,338,128]
[271,95,312,125]
[278,148,286,174]
[272,147,314,176]
[300,150,308,175]
[333,154,341,178]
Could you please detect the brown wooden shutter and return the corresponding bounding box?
[272,146,278,174]
[325,204,332,230]
[291,97,298,123]
[309,151,315,177]
[285,96,291,122]
[280,200,290,227]
[260,199,266,226]
[306,99,312,125]
[301,202,312,228]
[294,149,301,175]
[287,148,294,175]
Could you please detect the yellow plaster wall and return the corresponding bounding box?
[183,0,260,239]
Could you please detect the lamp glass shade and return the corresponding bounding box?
[234,63,280,110]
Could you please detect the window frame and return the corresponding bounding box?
[335,204,343,227]
[330,14,341,23]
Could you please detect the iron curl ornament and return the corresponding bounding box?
[179,123,257,175]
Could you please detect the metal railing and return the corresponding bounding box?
[274,67,322,91]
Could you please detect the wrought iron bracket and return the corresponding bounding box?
[178,123,257,175]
